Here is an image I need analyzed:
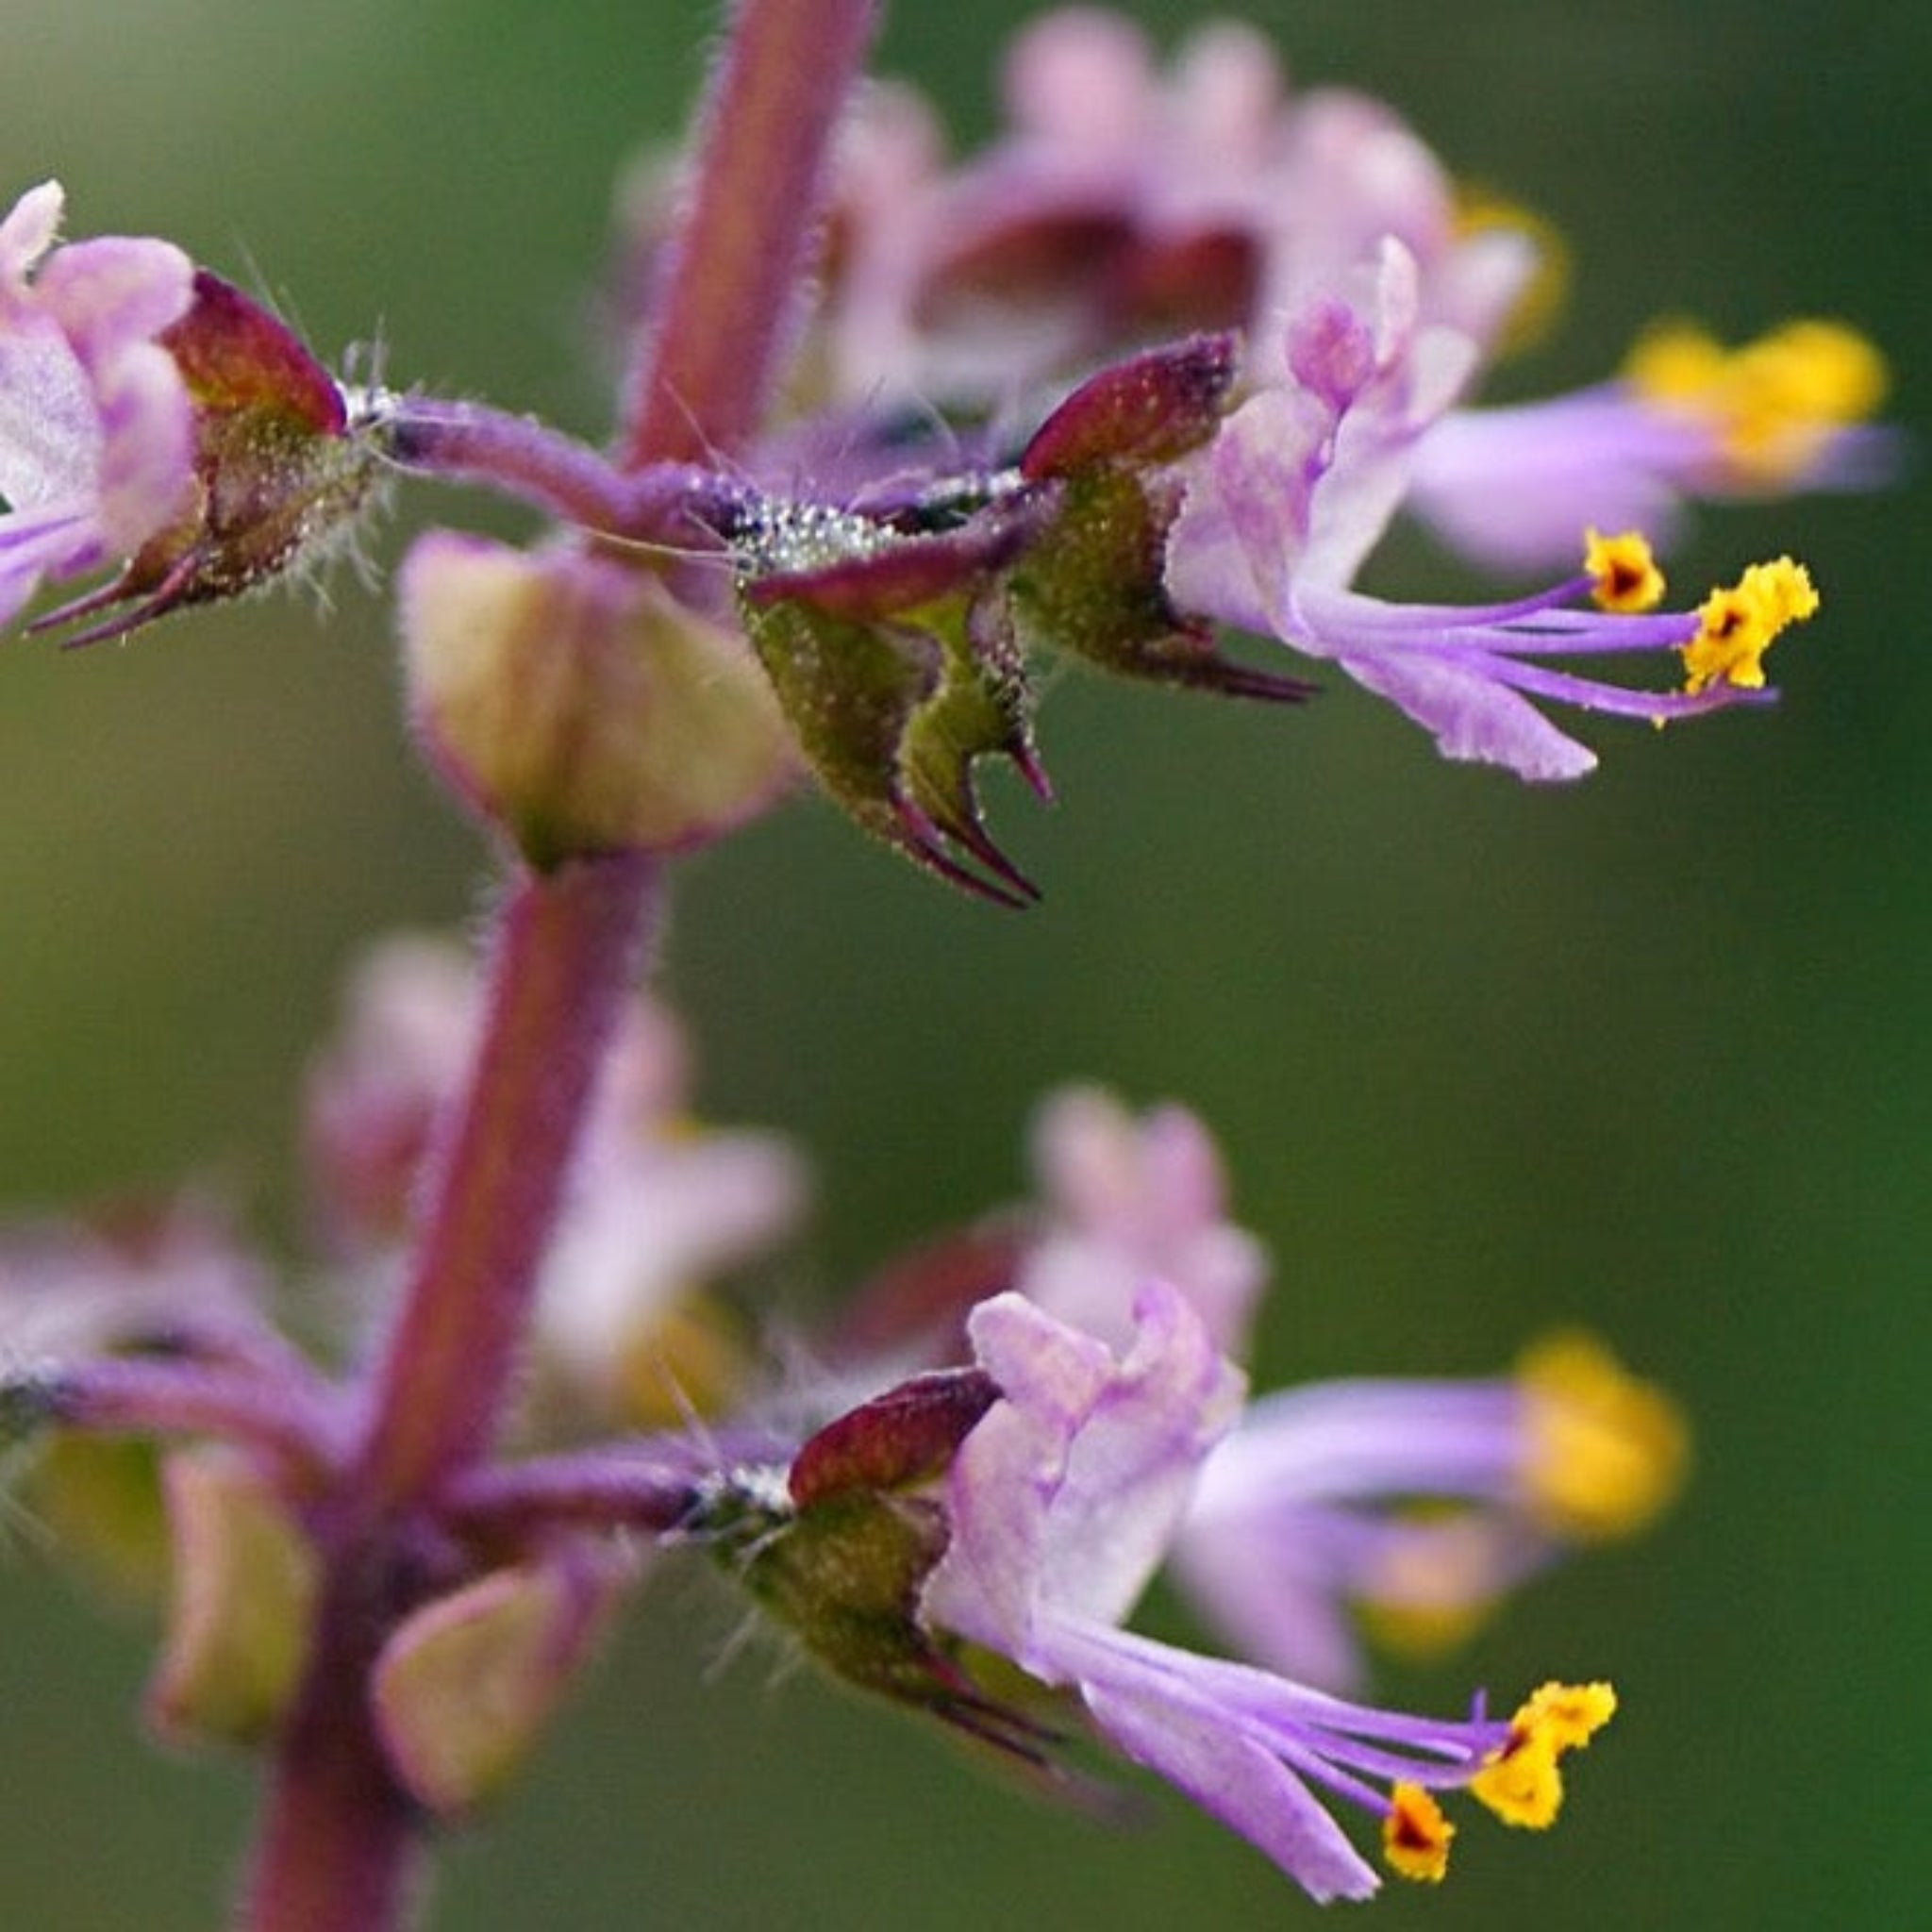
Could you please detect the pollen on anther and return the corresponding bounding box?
[1584,527,1665,612]
[1383,1781,1455,1883]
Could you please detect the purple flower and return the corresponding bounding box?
[1166,241,1821,779]
[921,1287,1613,1900]
[0,180,393,647]
[0,181,196,631]
[1171,1332,1689,1694]
[1407,317,1895,573]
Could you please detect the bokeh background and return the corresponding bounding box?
[0,2,1924,1926]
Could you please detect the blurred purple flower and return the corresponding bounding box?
[815,8,1535,408]
[1017,1084,1267,1357]
[1408,318,1895,573]
[308,936,807,1424]
[0,1200,275,1370]
[1171,1332,1688,1693]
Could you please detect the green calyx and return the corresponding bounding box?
[733,331,1310,904]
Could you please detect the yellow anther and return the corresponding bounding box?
[1517,1679,1619,1753]
[1624,318,1887,488]
[1469,1679,1616,1830]
[1682,555,1819,694]
[1517,1330,1690,1540]
[1584,527,1666,612]
[1383,1781,1455,1883]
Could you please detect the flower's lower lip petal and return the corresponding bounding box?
[1338,651,1598,781]
[1080,1674,1381,1903]
[0,504,100,626]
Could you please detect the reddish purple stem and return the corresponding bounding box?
[618,0,879,468]
[236,6,880,1926]
[352,853,659,1513]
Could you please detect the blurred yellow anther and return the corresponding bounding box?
[1453,187,1570,357]
[1518,1330,1690,1540]
[1470,1680,1616,1830]
[1384,1781,1455,1883]
[613,1292,751,1429]
[1358,1511,1507,1658]
[1624,318,1888,488]
[1682,556,1819,694]
[1585,527,1665,612]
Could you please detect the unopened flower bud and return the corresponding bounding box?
[371,1548,630,1817]
[401,532,793,866]
[144,1446,319,1748]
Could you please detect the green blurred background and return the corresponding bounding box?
[1,2,1924,1925]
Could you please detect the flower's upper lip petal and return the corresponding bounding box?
[924,1285,1242,1649]
[33,236,195,373]
[1167,238,1484,633]
[0,180,64,285]
[0,188,199,594]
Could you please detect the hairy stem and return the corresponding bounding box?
[618,0,881,467]
[437,1446,713,1541]
[379,399,750,541]
[231,1543,428,1932]
[355,854,659,1512]
[236,856,656,1932]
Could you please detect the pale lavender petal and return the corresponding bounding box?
[924,1292,1115,1650]
[1191,1378,1524,1507]
[538,1127,808,1388]
[1082,1664,1379,1902]
[1003,8,1157,151]
[0,321,98,509]
[1040,1285,1241,1624]
[928,1287,1241,1645]
[1338,644,1599,780]
[1020,1087,1267,1355]
[1307,318,1474,587]
[1029,1611,1503,1900]
[0,187,197,615]
[34,235,195,373]
[1407,392,1705,571]
[1170,1507,1366,1690]
[1167,384,1329,626]
[0,501,100,625]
